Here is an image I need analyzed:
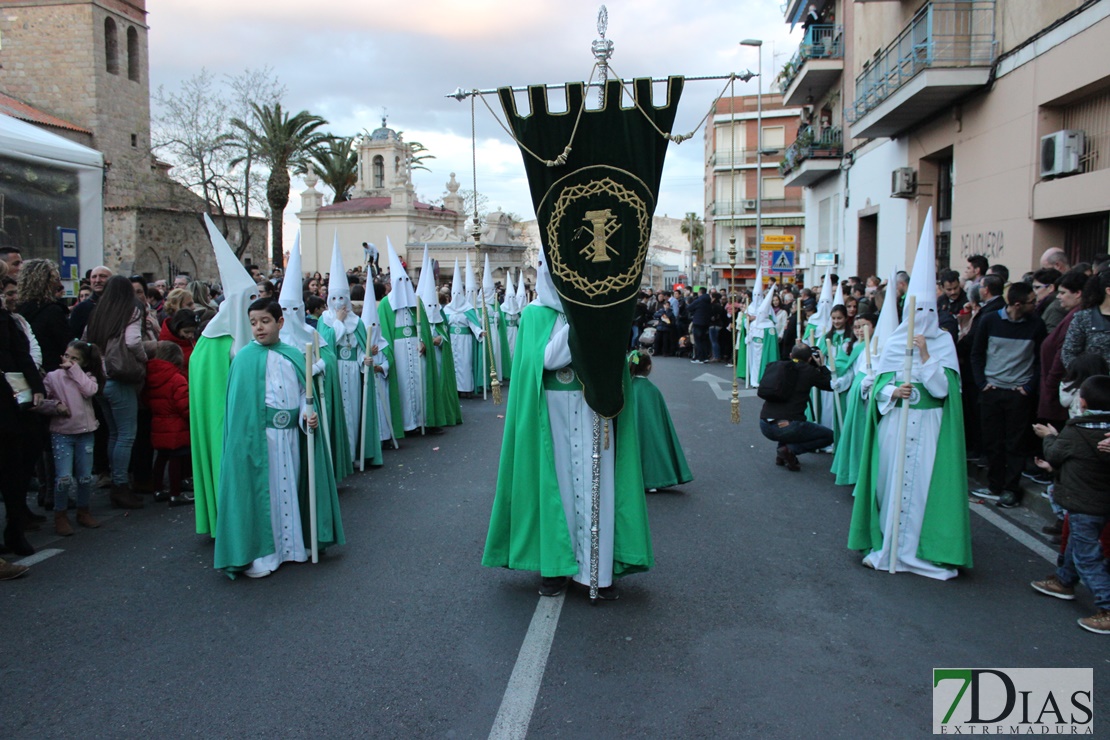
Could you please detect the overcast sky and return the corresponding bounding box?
[148,1,802,244]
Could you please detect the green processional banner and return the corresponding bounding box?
[499,76,683,418]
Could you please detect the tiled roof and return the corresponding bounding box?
[0,91,91,135]
[318,196,455,214]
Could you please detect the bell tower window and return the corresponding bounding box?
[127,27,140,82]
[373,155,384,189]
[104,18,119,75]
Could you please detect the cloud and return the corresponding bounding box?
[149,0,802,249]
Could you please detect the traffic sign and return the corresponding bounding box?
[769,249,795,273]
[762,234,796,244]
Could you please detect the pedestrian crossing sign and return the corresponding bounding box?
[770,249,795,273]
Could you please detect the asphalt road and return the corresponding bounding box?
[2,355,1106,738]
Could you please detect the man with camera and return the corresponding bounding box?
[757,343,833,471]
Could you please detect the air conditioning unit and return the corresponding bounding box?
[742,199,757,210]
[891,167,916,198]
[1040,130,1084,179]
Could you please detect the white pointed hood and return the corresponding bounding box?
[806,269,833,335]
[360,268,387,353]
[416,245,443,323]
[464,254,478,308]
[326,231,351,313]
[446,259,472,314]
[501,269,519,315]
[481,254,496,307]
[323,231,359,332]
[200,214,259,356]
[386,236,417,311]
[515,269,527,311]
[832,280,845,310]
[533,252,562,311]
[751,285,777,331]
[278,231,315,349]
[872,266,901,357]
[747,265,763,318]
[875,208,959,376]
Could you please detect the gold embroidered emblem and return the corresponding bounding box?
[578,209,621,263]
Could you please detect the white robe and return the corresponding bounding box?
[329,322,365,460]
[368,347,394,444]
[543,315,615,589]
[249,351,309,575]
[392,307,424,431]
[446,308,482,393]
[504,311,520,358]
[861,356,956,580]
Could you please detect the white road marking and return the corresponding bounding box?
[970,504,1057,564]
[489,593,565,740]
[15,548,64,567]
[692,372,758,400]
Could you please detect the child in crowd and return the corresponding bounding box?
[627,350,692,492]
[1031,375,1110,635]
[1037,352,1109,537]
[159,309,198,374]
[305,295,326,329]
[213,299,343,578]
[40,340,105,535]
[146,341,192,507]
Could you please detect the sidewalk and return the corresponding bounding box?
[968,460,1061,550]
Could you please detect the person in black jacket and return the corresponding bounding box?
[17,259,71,373]
[0,290,46,560]
[708,292,726,362]
[688,288,712,363]
[758,344,833,470]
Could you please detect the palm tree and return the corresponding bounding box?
[305,136,358,203]
[680,212,705,281]
[231,102,328,267]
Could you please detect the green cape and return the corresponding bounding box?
[474,303,511,389]
[846,369,973,569]
[482,304,654,577]
[316,321,371,473]
[431,321,463,425]
[734,315,747,379]
[377,300,439,435]
[829,368,868,486]
[630,376,693,490]
[213,341,344,575]
[190,334,233,536]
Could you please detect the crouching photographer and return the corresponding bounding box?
[757,343,833,471]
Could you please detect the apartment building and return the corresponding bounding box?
[703,94,806,289]
[780,0,1110,279]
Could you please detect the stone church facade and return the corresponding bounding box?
[0,0,267,282]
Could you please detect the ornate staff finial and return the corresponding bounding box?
[591,5,614,107]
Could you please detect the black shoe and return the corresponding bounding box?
[153,490,171,503]
[538,576,569,597]
[596,585,620,601]
[26,510,46,523]
[997,491,1022,509]
[4,527,34,557]
[775,445,787,466]
[169,493,195,507]
[1042,520,1064,536]
[778,445,800,471]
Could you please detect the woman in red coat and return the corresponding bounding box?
[145,341,192,506]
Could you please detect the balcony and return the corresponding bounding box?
[848,1,996,140]
[709,198,805,217]
[778,25,844,107]
[781,126,843,187]
[710,149,781,169]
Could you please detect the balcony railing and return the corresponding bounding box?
[848,1,996,123]
[777,24,844,94]
[780,125,843,176]
[710,199,804,216]
[710,149,782,168]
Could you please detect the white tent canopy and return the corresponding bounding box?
[0,112,104,267]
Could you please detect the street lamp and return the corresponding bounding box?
[741,39,763,291]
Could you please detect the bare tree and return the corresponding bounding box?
[152,67,285,257]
